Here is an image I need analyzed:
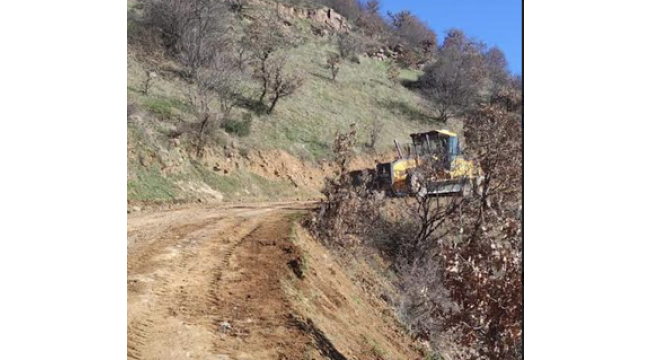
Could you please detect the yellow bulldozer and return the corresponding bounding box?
[357,129,481,197]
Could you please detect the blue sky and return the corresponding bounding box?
[380,0,522,74]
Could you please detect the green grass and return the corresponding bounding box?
[238,40,440,161]
[127,0,145,42]
[127,37,439,162]
[364,334,389,360]
[127,10,444,202]
[126,0,142,10]
[400,68,422,82]
[223,114,252,137]
[141,95,188,121]
[286,212,308,224]
[127,164,178,201]
[127,124,178,201]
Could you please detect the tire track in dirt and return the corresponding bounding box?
[127,307,155,360]
[127,220,212,360]
[172,219,262,324]
[127,202,314,360]
[209,214,316,360]
[128,215,244,360]
[126,223,209,360]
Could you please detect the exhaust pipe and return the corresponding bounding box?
[394,139,403,159]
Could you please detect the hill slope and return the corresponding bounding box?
[127,0,445,205]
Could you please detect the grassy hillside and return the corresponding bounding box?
[127,0,443,203]
[235,40,436,160]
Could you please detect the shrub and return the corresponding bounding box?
[223,114,252,137]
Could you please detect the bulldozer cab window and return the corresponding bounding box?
[448,136,460,157]
[431,135,458,168]
[414,140,429,156]
[413,135,446,157]
[432,137,447,157]
[412,132,460,159]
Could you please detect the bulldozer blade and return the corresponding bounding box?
[424,179,468,196]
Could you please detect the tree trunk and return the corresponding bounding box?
[195,114,210,157]
[257,54,270,104]
[258,80,268,104]
[267,94,280,114]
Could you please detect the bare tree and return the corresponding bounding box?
[388,10,437,54]
[241,19,297,105]
[143,69,157,95]
[213,58,245,120]
[483,46,510,93]
[265,55,304,114]
[327,52,341,80]
[428,90,522,360]
[415,192,462,248]
[143,0,228,56]
[356,0,389,39]
[175,1,231,74]
[387,61,400,87]
[365,118,383,151]
[392,90,522,359]
[395,47,421,68]
[513,74,522,92]
[492,83,522,114]
[234,35,250,71]
[312,124,382,245]
[418,29,488,122]
[183,64,219,156]
[146,0,245,154]
[181,52,243,155]
[336,32,365,61]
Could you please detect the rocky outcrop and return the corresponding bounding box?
[367,44,404,61]
[274,2,351,33]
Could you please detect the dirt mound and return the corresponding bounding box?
[197,146,394,198]
[285,225,426,360]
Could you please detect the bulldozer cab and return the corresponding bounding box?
[372,129,476,197]
[410,130,460,170]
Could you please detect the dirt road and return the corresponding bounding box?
[127,202,317,360]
